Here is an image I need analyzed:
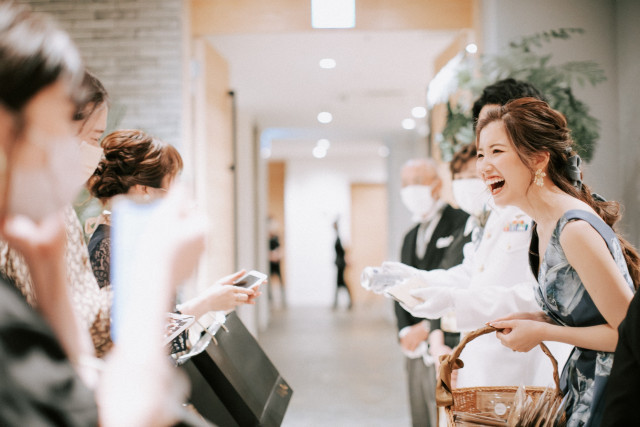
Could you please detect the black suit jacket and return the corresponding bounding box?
[395,204,469,346]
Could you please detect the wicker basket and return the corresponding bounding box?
[435,326,562,426]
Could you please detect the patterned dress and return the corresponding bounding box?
[531,210,634,427]
[0,206,113,357]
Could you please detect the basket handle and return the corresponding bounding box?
[435,325,561,408]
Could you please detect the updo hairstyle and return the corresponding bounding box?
[476,97,640,288]
[88,129,183,202]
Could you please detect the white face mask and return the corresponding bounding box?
[78,140,104,184]
[452,178,490,217]
[7,134,84,222]
[401,185,435,222]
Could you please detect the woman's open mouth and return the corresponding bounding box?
[486,177,505,195]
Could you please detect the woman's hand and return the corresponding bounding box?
[489,318,546,352]
[488,311,552,324]
[399,322,429,352]
[204,284,256,312]
[215,270,264,304]
[0,211,67,267]
[177,270,265,318]
[132,186,207,290]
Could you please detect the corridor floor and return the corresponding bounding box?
[259,303,411,426]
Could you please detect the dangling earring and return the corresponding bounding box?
[534,169,546,187]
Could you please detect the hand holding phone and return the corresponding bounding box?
[233,270,267,289]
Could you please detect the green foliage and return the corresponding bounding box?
[438,28,605,162]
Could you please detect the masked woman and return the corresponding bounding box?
[0,69,115,357]
[480,98,638,427]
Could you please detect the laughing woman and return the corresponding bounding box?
[478,98,639,427]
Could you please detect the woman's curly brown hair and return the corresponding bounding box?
[88,129,183,203]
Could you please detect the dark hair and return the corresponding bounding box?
[477,97,640,288]
[0,1,83,112]
[450,143,477,177]
[472,78,546,128]
[88,129,183,202]
[73,70,109,124]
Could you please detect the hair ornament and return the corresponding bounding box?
[566,153,582,190]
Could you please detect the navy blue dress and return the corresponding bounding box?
[531,210,634,427]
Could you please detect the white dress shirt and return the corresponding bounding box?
[409,205,571,388]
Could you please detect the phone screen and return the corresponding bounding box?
[234,274,263,288]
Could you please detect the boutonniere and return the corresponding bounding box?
[475,209,491,228]
[436,235,454,249]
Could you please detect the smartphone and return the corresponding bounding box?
[164,312,195,346]
[233,270,267,289]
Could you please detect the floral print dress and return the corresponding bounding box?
[531,210,634,427]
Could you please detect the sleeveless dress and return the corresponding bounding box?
[530,210,635,427]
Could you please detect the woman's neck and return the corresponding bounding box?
[515,185,575,231]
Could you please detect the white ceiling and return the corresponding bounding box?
[206,30,460,158]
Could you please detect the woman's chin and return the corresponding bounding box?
[490,188,508,206]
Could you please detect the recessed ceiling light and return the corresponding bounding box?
[402,118,416,130]
[411,106,427,118]
[317,111,333,124]
[312,146,327,158]
[319,58,336,69]
[317,138,331,149]
[466,43,478,54]
[311,0,355,29]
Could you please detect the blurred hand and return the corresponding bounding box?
[135,186,207,289]
[399,322,429,352]
[409,286,455,319]
[0,211,66,267]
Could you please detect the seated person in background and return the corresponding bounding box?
[87,129,260,341]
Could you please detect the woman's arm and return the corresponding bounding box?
[176,270,261,318]
[491,220,634,353]
[491,318,619,352]
[561,220,634,329]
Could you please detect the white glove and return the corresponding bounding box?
[381,261,424,280]
[409,286,456,319]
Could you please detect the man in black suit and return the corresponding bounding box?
[396,158,469,427]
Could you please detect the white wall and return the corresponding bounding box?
[480,0,640,246]
[386,133,430,262]
[616,0,640,246]
[284,157,386,306]
[482,0,619,199]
